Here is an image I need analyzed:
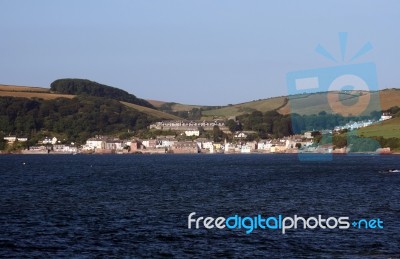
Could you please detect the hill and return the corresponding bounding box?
[2,83,399,120]
[0,84,178,120]
[194,88,400,118]
[278,89,400,116]
[0,96,157,144]
[202,96,287,118]
[50,79,154,108]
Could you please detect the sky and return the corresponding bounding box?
[0,0,399,105]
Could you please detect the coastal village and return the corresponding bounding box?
[3,113,393,155]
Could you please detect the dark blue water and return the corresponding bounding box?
[0,154,399,258]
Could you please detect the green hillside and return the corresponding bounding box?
[0,83,178,120]
[121,102,181,120]
[202,96,287,118]
[0,96,158,144]
[358,117,400,138]
[200,89,400,118]
[50,78,155,108]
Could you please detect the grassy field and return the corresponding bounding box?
[358,117,400,138]
[278,89,400,116]
[119,102,182,120]
[0,84,72,99]
[279,91,373,115]
[0,84,50,92]
[0,91,74,100]
[202,96,287,117]
[147,99,206,112]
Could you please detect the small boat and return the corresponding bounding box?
[379,169,400,174]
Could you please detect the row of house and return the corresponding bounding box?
[3,136,28,142]
[3,136,58,144]
[78,133,316,154]
[150,120,228,131]
[334,113,393,131]
[6,112,393,154]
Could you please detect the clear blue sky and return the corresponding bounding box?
[1,0,399,105]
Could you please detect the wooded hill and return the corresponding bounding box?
[0,79,180,146]
[50,79,154,108]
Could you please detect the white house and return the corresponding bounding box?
[185,130,200,137]
[304,131,313,139]
[3,136,16,142]
[42,137,58,145]
[156,138,176,148]
[257,141,274,151]
[234,132,247,139]
[53,145,78,153]
[241,145,251,153]
[3,136,28,143]
[85,138,105,150]
[380,113,392,121]
[194,138,214,150]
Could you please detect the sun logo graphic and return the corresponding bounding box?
[286,32,382,161]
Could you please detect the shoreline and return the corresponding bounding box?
[0,151,399,155]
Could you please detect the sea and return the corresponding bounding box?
[0,154,399,258]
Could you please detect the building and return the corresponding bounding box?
[304,131,313,139]
[105,140,124,150]
[41,137,58,145]
[53,145,78,153]
[85,138,106,150]
[241,145,251,153]
[3,136,28,143]
[172,141,199,154]
[129,140,141,152]
[149,120,227,131]
[195,138,213,151]
[156,138,177,149]
[3,136,16,142]
[185,130,200,137]
[234,132,247,139]
[142,139,157,149]
[380,113,392,121]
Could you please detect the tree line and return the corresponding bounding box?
[50,79,155,109]
[0,96,155,146]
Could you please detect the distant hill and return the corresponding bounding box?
[202,96,287,118]
[50,79,154,109]
[278,89,400,116]
[2,82,399,120]
[162,88,400,119]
